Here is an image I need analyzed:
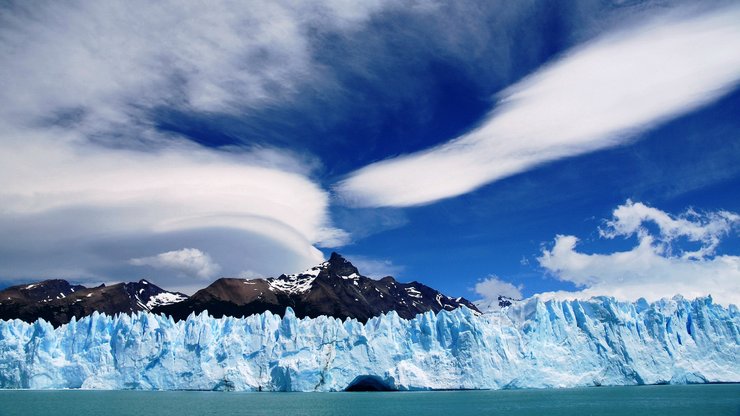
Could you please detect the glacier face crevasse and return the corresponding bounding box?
[0,296,737,391]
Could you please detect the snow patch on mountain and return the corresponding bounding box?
[145,292,188,309]
[266,261,337,294]
[268,275,317,294]
[341,273,360,280]
[405,287,422,298]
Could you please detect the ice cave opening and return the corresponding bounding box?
[344,375,394,392]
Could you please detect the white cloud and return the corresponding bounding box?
[130,248,220,279]
[342,255,404,279]
[538,202,740,306]
[0,124,348,289]
[473,275,524,312]
[0,1,389,130]
[600,199,738,259]
[336,4,740,207]
[474,276,523,300]
[0,1,387,290]
[237,270,264,280]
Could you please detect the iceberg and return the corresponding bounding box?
[0,295,737,391]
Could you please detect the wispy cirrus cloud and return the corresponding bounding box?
[538,201,740,306]
[336,4,740,207]
[0,0,389,129]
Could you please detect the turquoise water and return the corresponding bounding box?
[0,384,738,416]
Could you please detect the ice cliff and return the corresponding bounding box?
[0,295,737,391]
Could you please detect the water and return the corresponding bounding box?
[0,385,738,416]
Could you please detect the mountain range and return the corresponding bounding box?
[0,253,478,326]
[0,278,187,326]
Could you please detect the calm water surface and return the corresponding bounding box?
[1,384,738,416]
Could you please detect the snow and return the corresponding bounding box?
[144,292,188,309]
[267,274,316,294]
[287,264,325,279]
[0,296,736,391]
[341,273,360,280]
[267,263,334,294]
[25,284,37,290]
[405,287,422,299]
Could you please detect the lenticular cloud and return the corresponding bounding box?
[337,5,740,208]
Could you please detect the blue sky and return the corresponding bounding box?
[0,0,738,304]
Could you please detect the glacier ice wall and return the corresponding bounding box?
[0,296,737,391]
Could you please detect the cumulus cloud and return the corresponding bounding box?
[538,202,740,305]
[600,199,738,259]
[336,4,740,207]
[130,248,220,279]
[472,275,524,312]
[474,276,523,300]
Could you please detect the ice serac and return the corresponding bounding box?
[0,296,737,391]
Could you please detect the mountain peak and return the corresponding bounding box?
[328,252,345,261]
[325,252,359,277]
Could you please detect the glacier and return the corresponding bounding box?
[0,295,737,391]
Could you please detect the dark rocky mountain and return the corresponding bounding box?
[0,253,478,325]
[0,279,187,326]
[154,253,479,322]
